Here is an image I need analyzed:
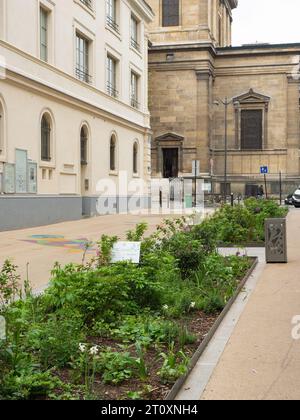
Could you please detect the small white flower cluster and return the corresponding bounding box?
[163,305,169,311]
[79,343,99,356]
[190,302,196,309]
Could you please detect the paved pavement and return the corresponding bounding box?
[190,208,300,400]
[0,210,213,292]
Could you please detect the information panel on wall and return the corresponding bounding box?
[15,149,28,194]
[28,162,37,194]
[3,163,16,194]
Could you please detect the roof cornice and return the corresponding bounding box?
[128,0,154,22]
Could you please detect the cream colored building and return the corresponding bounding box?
[0,0,154,230]
[148,0,300,197]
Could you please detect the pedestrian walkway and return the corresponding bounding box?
[179,208,300,400]
[0,209,213,292]
[0,213,172,291]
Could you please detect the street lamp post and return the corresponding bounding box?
[214,97,234,202]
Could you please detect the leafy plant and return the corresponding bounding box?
[126,223,148,242]
[26,316,85,369]
[158,343,189,384]
[96,235,118,267]
[134,342,148,381]
[98,349,137,385]
[0,260,21,307]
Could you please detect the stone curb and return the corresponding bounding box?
[165,257,259,401]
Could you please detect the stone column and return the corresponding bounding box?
[196,70,214,175]
[286,76,300,176]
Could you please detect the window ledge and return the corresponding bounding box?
[106,25,122,41]
[130,45,143,59]
[109,170,119,177]
[39,162,56,169]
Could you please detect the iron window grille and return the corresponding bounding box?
[130,37,140,52]
[80,0,93,10]
[107,82,119,98]
[106,15,119,33]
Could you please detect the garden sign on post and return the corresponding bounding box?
[0,316,6,340]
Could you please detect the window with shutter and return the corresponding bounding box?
[162,0,180,27]
[241,110,263,150]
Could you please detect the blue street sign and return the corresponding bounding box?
[260,166,268,174]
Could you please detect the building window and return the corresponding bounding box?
[162,0,180,27]
[41,114,52,161]
[106,0,119,33]
[130,72,139,109]
[40,7,48,62]
[133,142,138,174]
[107,55,118,98]
[131,15,140,51]
[110,135,117,171]
[76,33,91,83]
[241,110,263,150]
[80,126,88,165]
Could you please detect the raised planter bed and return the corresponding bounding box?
[166,257,258,400]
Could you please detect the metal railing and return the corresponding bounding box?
[75,67,92,84]
[131,97,140,109]
[80,0,93,10]
[107,82,119,98]
[106,15,119,33]
[130,37,140,52]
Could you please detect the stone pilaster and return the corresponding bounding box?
[195,70,214,174]
[286,76,300,175]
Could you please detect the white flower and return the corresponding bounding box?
[79,343,87,353]
[190,302,196,309]
[163,305,169,311]
[90,346,99,356]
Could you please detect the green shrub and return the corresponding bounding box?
[0,369,61,400]
[26,316,85,369]
[112,315,183,347]
[43,264,131,323]
[160,232,205,279]
[98,349,137,385]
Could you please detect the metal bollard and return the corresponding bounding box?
[265,218,287,263]
[231,193,234,207]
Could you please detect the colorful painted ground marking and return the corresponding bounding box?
[22,235,96,254]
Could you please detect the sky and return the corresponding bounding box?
[232,0,300,46]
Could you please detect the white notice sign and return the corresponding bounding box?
[111,242,141,264]
[0,316,6,340]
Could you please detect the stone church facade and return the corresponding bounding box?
[147,0,300,196]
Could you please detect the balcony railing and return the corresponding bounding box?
[130,37,140,52]
[107,82,119,98]
[131,97,140,109]
[75,67,92,84]
[80,0,93,10]
[106,15,119,33]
